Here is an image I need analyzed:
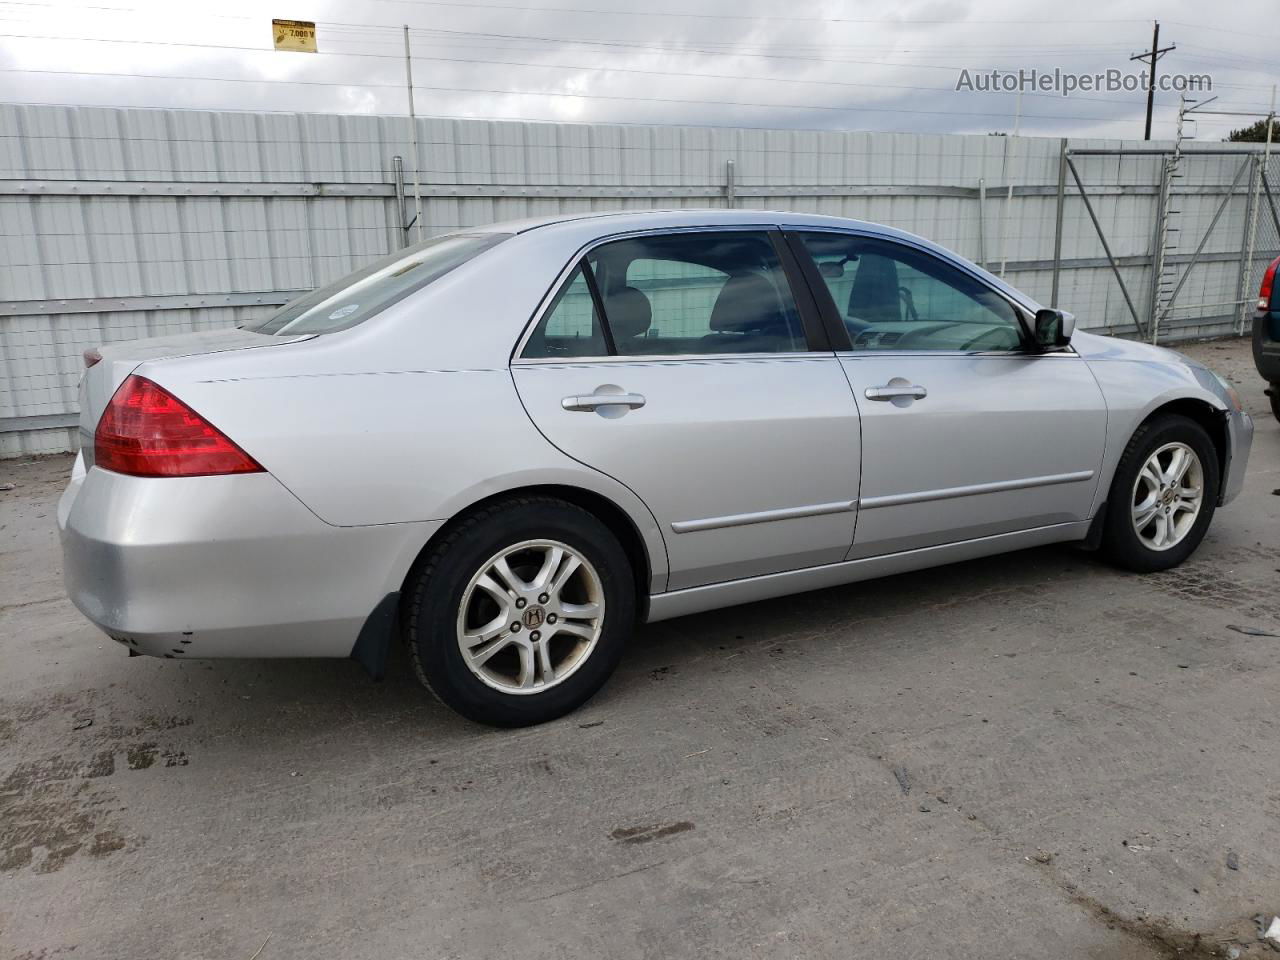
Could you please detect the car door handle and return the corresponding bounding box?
[864,384,928,401]
[561,392,647,411]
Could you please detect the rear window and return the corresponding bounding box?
[244,232,510,335]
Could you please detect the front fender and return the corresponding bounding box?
[1084,355,1234,515]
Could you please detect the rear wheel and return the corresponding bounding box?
[1099,414,1219,573]
[405,497,634,727]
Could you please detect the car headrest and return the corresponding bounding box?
[709,274,787,333]
[847,253,901,323]
[605,286,652,340]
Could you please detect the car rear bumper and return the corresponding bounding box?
[57,454,438,659]
[1253,310,1280,382]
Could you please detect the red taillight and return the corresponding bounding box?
[1260,256,1280,311]
[94,375,264,478]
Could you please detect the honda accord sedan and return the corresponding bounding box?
[59,210,1253,726]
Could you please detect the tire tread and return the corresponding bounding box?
[1099,413,1218,573]
[403,495,631,726]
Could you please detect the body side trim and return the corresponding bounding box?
[671,499,857,534]
[858,470,1096,510]
[646,519,1092,622]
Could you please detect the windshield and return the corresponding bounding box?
[244,232,510,335]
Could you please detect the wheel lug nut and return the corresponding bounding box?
[515,598,527,609]
[530,631,541,642]
[547,613,558,624]
[538,593,549,604]
[511,623,521,632]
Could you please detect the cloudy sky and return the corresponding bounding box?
[0,0,1275,139]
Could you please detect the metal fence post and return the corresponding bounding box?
[392,156,409,247]
[724,160,736,209]
[1237,154,1262,335]
[1050,138,1067,308]
[977,177,987,268]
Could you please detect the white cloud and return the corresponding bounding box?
[0,0,1274,138]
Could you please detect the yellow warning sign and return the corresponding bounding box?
[272,19,317,53]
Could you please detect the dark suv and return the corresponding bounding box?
[1255,255,1280,422]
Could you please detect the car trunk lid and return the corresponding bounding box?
[78,328,312,466]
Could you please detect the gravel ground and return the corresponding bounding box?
[1,335,1277,960]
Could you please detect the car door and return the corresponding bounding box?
[788,229,1108,560]
[512,228,862,591]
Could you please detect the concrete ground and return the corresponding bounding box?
[1,336,1278,960]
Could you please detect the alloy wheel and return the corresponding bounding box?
[455,539,605,694]
[1130,441,1204,551]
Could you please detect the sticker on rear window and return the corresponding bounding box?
[328,304,359,320]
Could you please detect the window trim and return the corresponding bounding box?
[578,260,616,356]
[784,228,1048,356]
[513,225,829,364]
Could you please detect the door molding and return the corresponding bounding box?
[858,470,1096,510]
[646,519,1093,622]
[671,499,858,534]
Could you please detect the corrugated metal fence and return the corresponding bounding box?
[2,103,1275,456]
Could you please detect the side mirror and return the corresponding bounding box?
[1033,308,1075,349]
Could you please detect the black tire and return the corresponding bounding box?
[1270,384,1280,423]
[404,497,635,727]
[1099,414,1220,573]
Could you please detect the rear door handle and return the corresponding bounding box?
[864,384,927,401]
[561,392,647,411]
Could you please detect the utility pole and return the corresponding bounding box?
[403,24,425,243]
[998,86,1023,278]
[1130,21,1176,140]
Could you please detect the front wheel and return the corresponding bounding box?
[404,497,635,727]
[1099,414,1219,573]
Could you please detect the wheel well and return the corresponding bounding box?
[399,485,654,624]
[1144,398,1229,480]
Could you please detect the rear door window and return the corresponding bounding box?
[599,232,806,356]
[520,265,608,358]
[521,230,809,358]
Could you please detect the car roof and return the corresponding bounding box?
[471,208,912,240]
[466,209,1040,313]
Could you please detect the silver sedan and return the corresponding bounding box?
[58,210,1253,726]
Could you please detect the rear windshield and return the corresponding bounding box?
[243,232,510,335]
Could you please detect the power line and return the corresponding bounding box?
[3,1,1276,44]
[3,4,1274,132]
[373,0,1150,26]
[0,67,1162,124]
[0,25,1137,73]
[1164,20,1280,43]
[399,23,1263,78]
[0,31,1192,109]
[0,0,1157,26]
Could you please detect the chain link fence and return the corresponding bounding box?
[1063,146,1279,343]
